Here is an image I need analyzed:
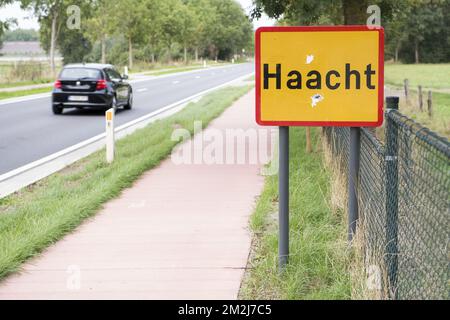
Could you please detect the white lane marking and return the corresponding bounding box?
[195,76,201,79]
[137,88,148,92]
[0,92,51,106]
[172,80,180,84]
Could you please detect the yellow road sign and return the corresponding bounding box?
[256,26,384,127]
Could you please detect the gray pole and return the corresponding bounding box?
[348,127,360,242]
[385,96,399,299]
[279,126,289,269]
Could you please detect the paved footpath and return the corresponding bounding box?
[0,89,267,299]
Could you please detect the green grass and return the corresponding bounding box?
[0,84,253,280]
[385,64,450,89]
[0,79,53,89]
[240,128,351,300]
[0,87,52,100]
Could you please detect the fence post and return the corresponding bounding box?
[403,79,409,100]
[418,86,423,111]
[427,91,433,117]
[305,128,312,153]
[385,96,399,299]
[348,127,360,242]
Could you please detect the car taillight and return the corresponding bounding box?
[54,80,62,89]
[96,80,107,90]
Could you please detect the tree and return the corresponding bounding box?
[208,0,253,60]
[186,0,217,61]
[159,0,185,63]
[384,0,449,63]
[0,0,16,50]
[176,3,196,64]
[107,0,148,69]
[384,8,408,62]
[141,0,165,64]
[19,0,254,67]
[84,0,114,64]
[402,0,448,63]
[34,0,95,67]
[251,0,400,25]
[4,28,39,41]
[20,0,68,76]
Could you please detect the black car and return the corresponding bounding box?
[52,63,133,114]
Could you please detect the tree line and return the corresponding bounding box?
[2,28,38,41]
[252,0,450,63]
[0,0,254,75]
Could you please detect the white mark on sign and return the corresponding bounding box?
[306,55,314,64]
[311,94,324,107]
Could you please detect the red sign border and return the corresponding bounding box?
[255,25,385,127]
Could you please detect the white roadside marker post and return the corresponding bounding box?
[203,60,207,68]
[124,66,129,77]
[106,108,115,163]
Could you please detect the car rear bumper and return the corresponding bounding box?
[52,92,112,109]
[53,101,110,109]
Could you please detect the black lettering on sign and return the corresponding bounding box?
[264,64,281,89]
[306,71,321,89]
[262,64,376,90]
[326,70,340,90]
[365,64,376,89]
[345,63,361,89]
[287,71,302,89]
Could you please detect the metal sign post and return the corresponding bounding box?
[278,126,289,269]
[348,127,360,241]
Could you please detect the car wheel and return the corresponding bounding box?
[111,96,118,112]
[124,91,133,110]
[52,104,63,115]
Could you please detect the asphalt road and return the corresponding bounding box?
[0,63,253,175]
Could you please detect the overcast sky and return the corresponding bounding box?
[0,0,275,31]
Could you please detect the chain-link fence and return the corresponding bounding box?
[323,98,450,300]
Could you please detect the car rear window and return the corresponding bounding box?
[59,68,102,80]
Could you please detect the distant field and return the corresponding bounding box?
[401,92,450,138]
[385,64,450,89]
[384,63,450,138]
[0,61,56,85]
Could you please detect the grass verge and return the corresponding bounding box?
[0,84,253,280]
[0,79,53,89]
[0,87,51,100]
[240,127,351,300]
